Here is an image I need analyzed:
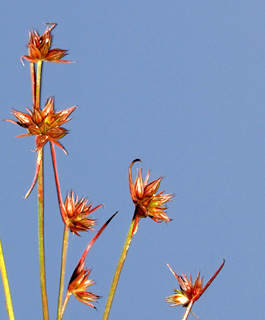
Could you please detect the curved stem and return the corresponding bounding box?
[38,147,49,320]
[57,225,69,320]
[0,238,15,320]
[182,301,194,320]
[102,210,136,320]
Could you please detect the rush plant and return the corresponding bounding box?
[1,24,224,320]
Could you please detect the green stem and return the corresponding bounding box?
[182,301,194,320]
[50,142,69,320]
[36,61,43,110]
[38,147,49,320]
[102,213,136,320]
[0,238,15,320]
[57,225,69,320]
[30,62,36,107]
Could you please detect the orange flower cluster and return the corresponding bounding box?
[21,23,71,64]
[166,260,225,310]
[64,191,102,236]
[7,97,76,152]
[67,261,99,308]
[129,159,173,234]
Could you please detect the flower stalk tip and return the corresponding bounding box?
[128,159,173,235]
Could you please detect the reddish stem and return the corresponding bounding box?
[50,142,67,224]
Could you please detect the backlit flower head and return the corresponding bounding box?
[21,23,72,64]
[166,260,225,316]
[64,191,102,236]
[129,159,173,234]
[67,261,100,309]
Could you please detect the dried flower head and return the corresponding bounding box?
[64,191,102,236]
[166,260,225,317]
[6,97,76,153]
[5,97,76,197]
[129,159,173,234]
[67,261,100,308]
[21,23,72,64]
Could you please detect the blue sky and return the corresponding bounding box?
[1,1,265,319]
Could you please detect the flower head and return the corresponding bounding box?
[21,23,72,64]
[64,191,102,236]
[67,261,100,308]
[6,97,76,153]
[166,260,225,313]
[129,159,173,234]
[5,98,76,197]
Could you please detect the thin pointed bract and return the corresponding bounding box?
[64,213,117,311]
[166,260,225,318]
[129,159,173,235]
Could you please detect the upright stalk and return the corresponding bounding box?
[35,60,49,319]
[35,61,43,110]
[50,142,69,320]
[103,212,136,320]
[57,225,69,320]
[30,62,36,106]
[182,301,194,320]
[60,292,71,319]
[38,147,49,320]
[0,238,15,320]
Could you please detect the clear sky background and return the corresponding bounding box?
[1,1,265,319]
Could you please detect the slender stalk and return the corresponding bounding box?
[103,212,136,320]
[36,61,43,110]
[30,62,36,107]
[50,142,69,320]
[0,238,15,320]
[50,142,67,224]
[182,301,194,320]
[38,147,49,320]
[60,292,71,319]
[57,225,69,320]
